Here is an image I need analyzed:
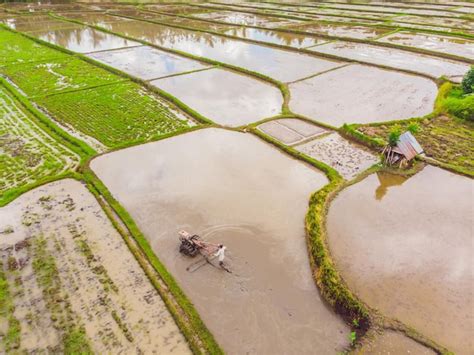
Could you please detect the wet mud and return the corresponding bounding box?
[0,179,190,354]
[327,166,474,354]
[151,68,282,126]
[290,64,437,126]
[295,133,379,179]
[91,128,350,354]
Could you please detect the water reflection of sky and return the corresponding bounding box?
[88,46,208,80]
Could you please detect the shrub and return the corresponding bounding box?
[461,66,474,94]
[443,95,474,121]
[388,125,401,146]
[407,122,419,134]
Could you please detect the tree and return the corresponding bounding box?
[461,66,474,94]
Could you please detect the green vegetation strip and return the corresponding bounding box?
[0,261,21,352]
[1,56,121,98]
[32,236,93,353]
[0,27,66,66]
[37,82,190,148]
[0,79,83,206]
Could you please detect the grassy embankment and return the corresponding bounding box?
[342,81,474,177]
[0,27,222,354]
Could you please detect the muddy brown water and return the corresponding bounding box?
[290,64,437,126]
[360,331,435,354]
[309,41,471,82]
[379,32,474,60]
[91,128,350,354]
[327,166,474,354]
[28,26,141,53]
[88,45,209,80]
[151,68,282,126]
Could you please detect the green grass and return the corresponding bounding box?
[37,82,191,148]
[32,236,93,354]
[0,261,21,352]
[1,56,122,98]
[0,28,65,67]
[0,84,79,200]
[358,115,474,175]
[441,86,474,121]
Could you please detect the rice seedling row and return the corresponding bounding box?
[0,85,78,197]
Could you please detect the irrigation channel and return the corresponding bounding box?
[0,0,473,354]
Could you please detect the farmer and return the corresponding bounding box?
[214,244,227,267]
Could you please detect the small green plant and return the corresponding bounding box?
[407,122,419,134]
[349,331,357,346]
[352,318,360,328]
[461,66,474,94]
[388,125,401,146]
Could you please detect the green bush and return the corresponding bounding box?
[388,125,401,146]
[407,122,419,134]
[462,66,474,94]
[443,95,474,121]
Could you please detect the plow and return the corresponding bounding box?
[178,230,231,273]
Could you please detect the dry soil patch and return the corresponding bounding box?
[290,64,437,126]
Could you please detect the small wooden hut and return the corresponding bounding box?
[383,132,423,167]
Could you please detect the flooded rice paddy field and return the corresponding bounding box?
[88,45,210,80]
[151,68,282,126]
[91,128,349,354]
[327,166,473,354]
[289,64,437,126]
[1,1,473,353]
[309,41,471,82]
[0,179,190,353]
[378,32,474,60]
